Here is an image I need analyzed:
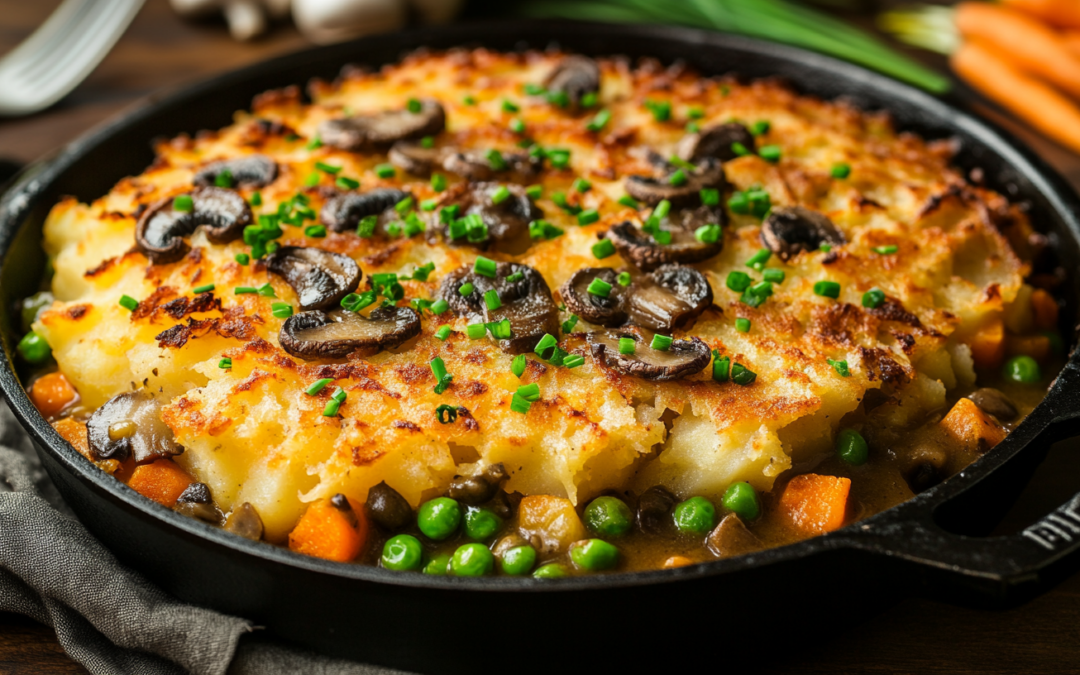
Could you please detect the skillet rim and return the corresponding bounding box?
[1,18,1078,593]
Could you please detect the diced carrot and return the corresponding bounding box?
[940,398,1008,453]
[1030,289,1059,331]
[29,372,78,418]
[1006,334,1051,363]
[288,495,369,563]
[1064,31,1080,59]
[52,417,91,460]
[966,316,1006,371]
[777,474,851,536]
[663,555,694,569]
[1001,0,1080,30]
[127,459,194,508]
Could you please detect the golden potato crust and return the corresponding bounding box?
[38,48,1029,541]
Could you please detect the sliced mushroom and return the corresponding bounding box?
[560,268,628,327]
[318,99,446,151]
[224,502,264,541]
[87,390,182,464]
[676,123,756,163]
[626,264,713,332]
[625,158,727,207]
[266,246,361,311]
[320,188,409,234]
[449,463,508,505]
[761,206,846,262]
[443,183,541,255]
[436,262,560,354]
[706,513,764,558]
[279,306,421,360]
[365,481,412,532]
[174,482,224,525]
[193,154,278,188]
[606,205,725,272]
[388,140,442,176]
[389,141,539,182]
[966,388,1018,421]
[588,326,711,381]
[136,187,252,264]
[637,485,676,534]
[543,55,601,109]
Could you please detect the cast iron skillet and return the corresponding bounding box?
[3,20,1080,672]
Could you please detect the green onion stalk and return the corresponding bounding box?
[517,0,950,93]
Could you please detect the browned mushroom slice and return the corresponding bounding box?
[135,187,252,264]
[366,482,413,531]
[626,264,714,332]
[966,388,1018,421]
[625,158,727,207]
[449,463,508,505]
[559,267,628,327]
[443,183,540,255]
[193,154,278,188]
[637,485,677,534]
[279,306,421,360]
[588,327,711,381]
[606,206,725,273]
[436,262,560,354]
[707,513,764,558]
[388,140,443,176]
[318,99,446,151]
[761,206,845,262]
[676,123,757,163]
[543,55,601,109]
[266,246,361,311]
[87,390,182,465]
[225,502,264,541]
[174,482,224,525]
[320,188,409,234]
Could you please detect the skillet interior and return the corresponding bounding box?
[2,20,1080,669]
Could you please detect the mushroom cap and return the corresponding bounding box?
[588,327,711,381]
[193,154,278,188]
[761,206,846,262]
[676,123,757,163]
[320,188,410,233]
[625,158,727,208]
[135,187,252,265]
[449,463,508,505]
[318,99,446,151]
[436,261,560,354]
[445,182,540,255]
[543,55,601,108]
[559,267,628,327]
[266,246,361,311]
[605,205,725,272]
[279,306,421,360]
[365,481,413,531]
[626,264,714,333]
[86,390,182,464]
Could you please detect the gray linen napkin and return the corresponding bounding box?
[0,398,406,675]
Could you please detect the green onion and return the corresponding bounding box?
[534,333,558,359]
[248,192,263,207]
[440,204,460,224]
[749,281,773,298]
[517,383,541,401]
[404,213,424,237]
[746,248,771,271]
[491,185,511,204]
[581,92,598,108]
[617,272,632,287]
[502,99,520,113]
[257,283,276,298]
[728,191,750,214]
[235,253,250,266]
[356,215,378,238]
[668,169,688,186]
[484,290,502,310]
[431,173,448,192]
[234,286,256,295]
[218,358,232,369]
[271,302,293,318]
[506,271,525,283]
[304,172,321,187]
[336,176,360,190]
[573,177,592,193]
[436,405,457,424]
[524,83,546,96]
[700,188,720,206]
[831,163,851,179]
[512,354,528,377]
[763,269,785,284]
[820,243,832,253]
[421,198,439,211]
[487,318,512,340]
[173,195,193,212]
[562,314,579,333]
[731,142,751,157]
[510,118,526,134]
[526,185,543,200]
[193,283,214,294]
[306,136,322,150]
[459,282,475,296]
[653,200,672,220]
[430,357,448,384]
[463,94,477,105]
[215,170,234,188]
[474,257,497,278]
[618,337,636,355]
[651,334,673,351]
[577,209,600,226]
[431,299,450,315]
[467,323,487,339]
[407,98,422,113]
[586,109,611,132]
[695,224,722,244]
[563,354,585,369]
[548,148,571,169]
[119,295,139,311]
[421,136,435,148]
[435,325,452,341]
[316,161,341,174]
[669,156,696,171]
[511,393,532,415]
[827,358,851,377]
[341,291,376,312]
[814,281,841,299]
[712,352,730,382]
[332,387,347,404]
[546,90,570,108]
[751,120,771,136]
[862,288,886,309]
[873,245,898,255]
[644,99,671,121]
[726,271,752,292]
[587,277,612,298]
[375,164,395,179]
[735,318,751,333]
[305,378,333,395]
[759,145,782,163]
[529,220,563,240]
[591,239,616,259]
[304,225,327,238]
[486,149,507,171]
[617,195,639,210]
[731,363,757,386]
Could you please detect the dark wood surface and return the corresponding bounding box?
[2,1,1080,673]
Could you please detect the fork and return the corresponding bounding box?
[0,0,146,117]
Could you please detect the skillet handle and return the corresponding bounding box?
[849,358,1080,605]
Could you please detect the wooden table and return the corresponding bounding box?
[2,1,1080,672]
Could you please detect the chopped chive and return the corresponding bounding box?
[257,283,276,298]
[436,404,457,424]
[862,288,886,309]
[502,99,520,113]
[234,286,256,294]
[827,358,852,377]
[420,136,435,148]
[546,90,570,108]
[669,156,696,171]
[573,177,592,193]
[331,387,347,403]
[763,268,785,284]
[700,188,720,206]
[581,92,598,108]
[250,192,262,206]
[695,224,722,244]
[375,164,395,179]
[577,209,600,226]
[467,323,487,339]
[831,163,851,179]
[491,185,511,204]
[726,271,752,292]
[735,318,751,333]
[421,198,439,211]
[404,214,425,237]
[749,281,773,298]
[439,204,460,224]
[463,94,477,105]
[271,302,293,318]
[653,200,671,220]
[562,314,579,333]
[435,325,452,341]
[304,225,327,238]
[820,243,833,253]
[430,357,448,384]
[585,109,611,132]
[564,354,585,368]
[510,393,532,415]
[740,289,768,308]
[306,136,323,150]
[215,170,234,188]
[517,383,541,402]
[547,148,571,169]
[873,245,898,255]
[551,192,581,215]
[193,283,215,294]
[512,354,527,378]
[218,358,232,369]
[534,333,558,359]
[487,318,512,340]
[394,196,414,215]
[618,195,639,209]
[305,378,333,395]
[731,142,751,157]
[731,363,757,386]
[357,215,378,238]
[728,191,749,214]
[615,272,631,287]
[687,106,705,119]
[759,145,782,163]
[506,271,524,283]
[430,299,450,315]
[746,248,771,271]
[341,291,376,312]
[119,295,139,311]
[431,173,448,192]
[235,253,250,266]
[510,118,526,134]
[316,161,342,174]
[484,289,502,310]
[651,334,673,351]
[459,282,475,296]
[686,121,701,133]
[668,169,688,186]
[591,239,616,259]
[526,185,542,200]
[407,98,422,113]
[751,120,771,136]
[644,99,671,122]
[524,83,546,96]
[173,195,193,212]
[587,277,612,298]
[304,172,321,187]
[712,352,730,382]
[814,281,841,299]
[528,219,563,240]
[474,257,497,278]
[486,149,507,171]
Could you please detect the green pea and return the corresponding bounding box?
[570,539,620,571]
[532,563,568,579]
[16,331,51,365]
[417,497,462,540]
[423,553,451,576]
[381,534,424,571]
[464,507,502,541]
[836,428,869,466]
[450,543,494,577]
[721,482,761,520]
[499,545,537,576]
[20,292,53,333]
[1003,355,1041,384]
[672,496,716,534]
[583,496,633,537]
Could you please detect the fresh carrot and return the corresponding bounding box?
[127,459,194,508]
[1064,31,1080,59]
[1001,0,1080,30]
[1030,288,1060,331]
[288,495,369,563]
[52,417,91,461]
[940,398,1007,452]
[966,315,1006,371]
[951,41,1080,156]
[777,474,851,536]
[955,3,1080,101]
[29,372,78,418]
